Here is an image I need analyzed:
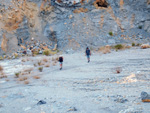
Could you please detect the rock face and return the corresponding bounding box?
[16,17,30,45]
[0,0,150,54]
[1,34,8,52]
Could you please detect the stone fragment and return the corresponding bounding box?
[37,100,46,105]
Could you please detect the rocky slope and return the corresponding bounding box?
[0,0,150,54]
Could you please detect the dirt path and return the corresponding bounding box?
[0,48,150,113]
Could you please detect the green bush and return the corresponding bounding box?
[14,53,18,58]
[43,49,51,56]
[0,56,3,60]
[114,44,123,50]
[109,32,113,36]
[138,26,142,29]
[136,43,141,46]
[132,43,135,46]
[38,67,43,72]
[15,72,20,78]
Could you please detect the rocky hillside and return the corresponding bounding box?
[0,0,150,54]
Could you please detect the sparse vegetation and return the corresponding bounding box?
[98,45,111,54]
[0,56,3,60]
[14,53,18,59]
[23,68,33,74]
[115,67,122,74]
[15,72,20,78]
[53,62,56,66]
[32,49,39,55]
[38,67,43,72]
[136,43,141,46]
[0,65,3,72]
[141,44,150,49]
[18,77,28,81]
[138,26,142,29]
[109,32,113,36]
[73,8,88,13]
[21,59,26,62]
[38,61,42,66]
[113,44,123,50]
[0,75,7,79]
[43,49,51,56]
[34,64,37,67]
[43,58,48,62]
[132,43,135,46]
[24,80,29,84]
[33,76,40,79]
[45,64,50,67]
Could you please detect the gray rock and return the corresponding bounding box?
[37,100,46,105]
[68,107,77,111]
[141,91,150,101]
[144,21,150,32]
[114,98,128,103]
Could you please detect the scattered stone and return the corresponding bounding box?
[141,91,150,102]
[114,95,128,103]
[114,98,128,103]
[37,100,46,105]
[68,107,77,111]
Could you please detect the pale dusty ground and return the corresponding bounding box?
[0,48,150,113]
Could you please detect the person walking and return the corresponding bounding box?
[85,47,91,63]
[59,55,63,70]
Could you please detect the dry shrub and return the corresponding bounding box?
[5,79,9,81]
[52,57,55,61]
[54,60,58,63]
[38,67,43,72]
[24,68,33,74]
[115,67,122,74]
[15,72,20,78]
[0,65,3,72]
[125,45,131,49]
[18,77,28,81]
[43,49,51,56]
[45,64,50,67]
[0,75,7,79]
[73,8,88,13]
[56,57,59,61]
[41,62,46,65]
[21,59,26,62]
[26,58,30,61]
[53,62,56,66]
[43,58,48,62]
[141,44,150,49]
[38,61,42,66]
[33,76,40,79]
[24,80,29,84]
[98,45,111,54]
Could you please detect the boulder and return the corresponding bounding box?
[141,91,150,102]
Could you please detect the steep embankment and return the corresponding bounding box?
[0,0,150,54]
